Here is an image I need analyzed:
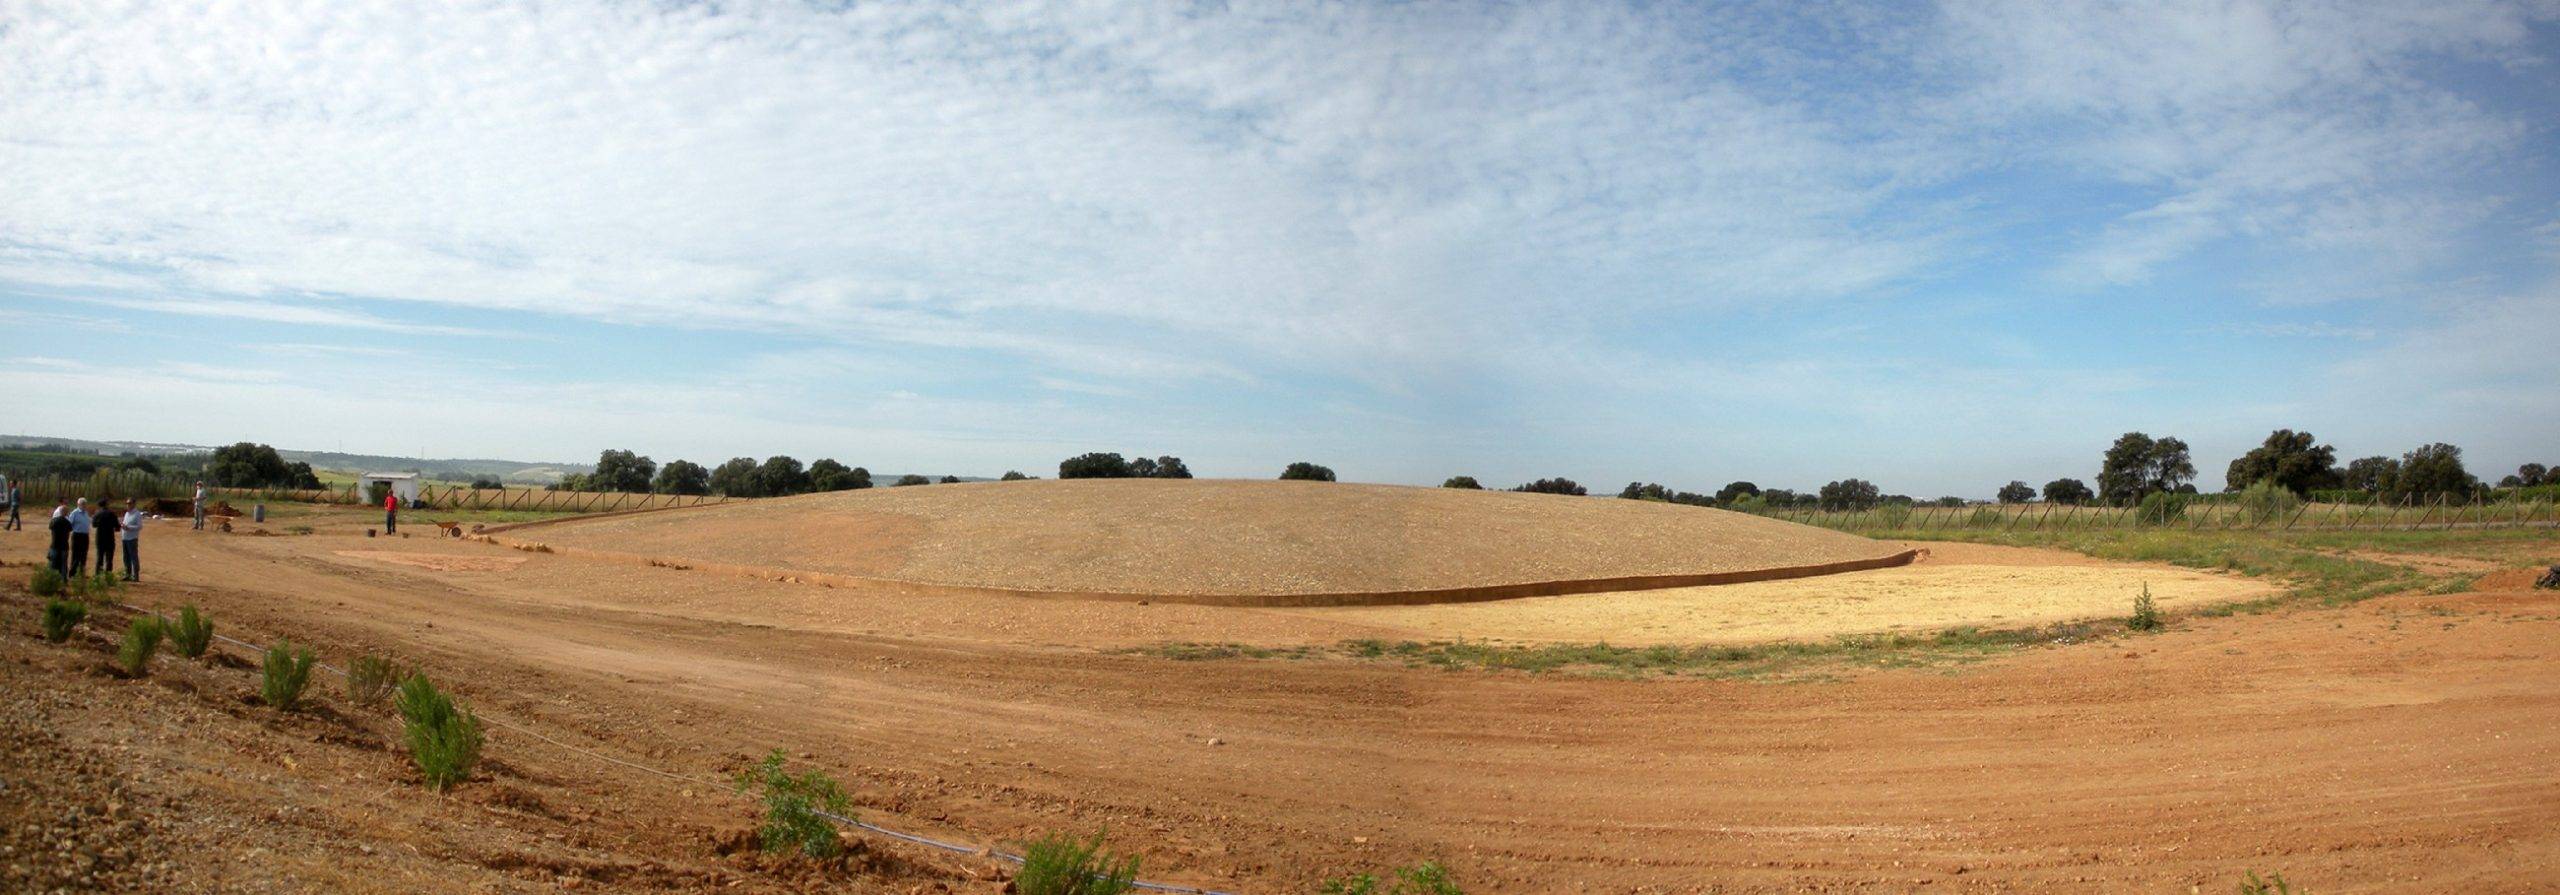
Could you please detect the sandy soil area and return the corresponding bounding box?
[1289,542,2279,644]
[7,509,2559,893]
[522,479,1906,596]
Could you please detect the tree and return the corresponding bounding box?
[892,474,932,486]
[752,456,810,497]
[2097,432,2193,505]
[1059,452,1134,479]
[469,476,505,490]
[1996,481,2035,504]
[1129,456,1159,477]
[808,459,871,492]
[1758,488,1807,508]
[2341,456,2399,493]
[1000,471,1032,481]
[1714,481,1760,504]
[708,457,761,497]
[1150,456,1193,479]
[2042,478,2094,504]
[653,460,709,495]
[206,442,292,488]
[283,461,322,490]
[2223,429,2340,495]
[1933,496,1967,508]
[1279,462,1336,482]
[1441,476,1483,489]
[1620,482,1673,501]
[591,449,656,493]
[2394,443,2475,496]
[2520,463,2549,487]
[1817,479,1880,511]
[2500,475,2525,488]
[1512,477,1585,495]
[938,475,960,484]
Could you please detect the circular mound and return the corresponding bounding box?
[520,480,1911,604]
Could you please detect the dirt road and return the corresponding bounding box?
[8,514,2558,892]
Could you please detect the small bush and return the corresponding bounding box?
[1322,862,1465,895]
[260,640,318,710]
[116,616,165,675]
[1015,831,1139,895]
[41,599,87,643]
[735,749,852,857]
[2136,490,2189,525]
[2238,871,2295,895]
[2233,480,2300,525]
[30,566,66,598]
[348,654,402,707]
[67,570,121,601]
[168,605,213,658]
[2128,583,2162,632]
[395,675,485,791]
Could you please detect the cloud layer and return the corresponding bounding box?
[3,1,2554,491]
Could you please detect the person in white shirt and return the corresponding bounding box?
[192,481,208,530]
[120,500,144,581]
[67,498,92,572]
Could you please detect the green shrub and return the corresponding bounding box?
[116,616,165,675]
[395,675,484,791]
[41,599,86,643]
[1322,862,1464,895]
[1014,831,1139,895]
[734,749,851,857]
[2136,491,2189,525]
[67,570,121,601]
[168,605,213,658]
[2128,583,2162,632]
[30,566,66,598]
[260,640,317,710]
[2233,481,2300,525]
[2238,870,2295,894]
[1872,504,1913,528]
[348,655,402,707]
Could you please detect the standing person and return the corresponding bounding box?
[45,500,70,575]
[92,497,120,574]
[383,488,399,534]
[67,498,92,574]
[191,480,208,530]
[4,480,20,531]
[120,500,143,581]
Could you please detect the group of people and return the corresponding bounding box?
[43,495,148,581]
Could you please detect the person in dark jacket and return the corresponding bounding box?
[46,500,71,575]
[92,499,121,574]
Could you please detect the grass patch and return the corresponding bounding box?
[734,749,852,858]
[260,640,317,710]
[395,675,485,791]
[347,654,402,707]
[1014,830,1140,895]
[1140,622,2106,681]
[168,605,213,658]
[1322,861,1465,894]
[1885,528,2458,605]
[40,599,86,643]
[116,615,165,675]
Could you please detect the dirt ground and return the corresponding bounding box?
[524,480,1905,597]
[5,507,2559,893]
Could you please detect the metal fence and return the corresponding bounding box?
[1750,492,2560,533]
[6,472,731,514]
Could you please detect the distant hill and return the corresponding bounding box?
[0,435,588,485]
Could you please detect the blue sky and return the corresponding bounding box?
[3,0,2556,496]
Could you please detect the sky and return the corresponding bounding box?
[3,0,2556,496]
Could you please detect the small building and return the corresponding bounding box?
[360,472,422,506]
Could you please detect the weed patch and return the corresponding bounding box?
[1014,830,1139,895]
[347,654,402,707]
[1323,861,1464,894]
[734,749,851,858]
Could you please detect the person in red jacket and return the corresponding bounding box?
[383,489,399,534]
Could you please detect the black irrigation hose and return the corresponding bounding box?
[95,598,1244,895]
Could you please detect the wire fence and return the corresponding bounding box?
[1745,491,2560,534]
[6,471,730,514]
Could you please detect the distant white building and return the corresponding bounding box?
[360,472,421,505]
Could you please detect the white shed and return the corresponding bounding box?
[360,472,422,506]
